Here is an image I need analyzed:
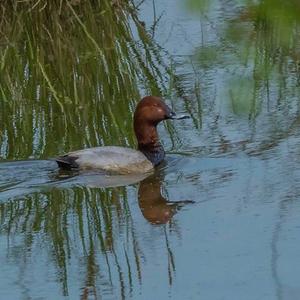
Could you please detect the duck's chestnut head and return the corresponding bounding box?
[134,96,176,125]
[133,96,189,165]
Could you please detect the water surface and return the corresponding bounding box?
[1,0,300,299]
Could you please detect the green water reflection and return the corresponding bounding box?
[188,0,300,117]
[1,185,132,297]
[0,167,189,298]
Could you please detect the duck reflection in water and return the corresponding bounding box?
[54,163,194,224]
[138,171,194,224]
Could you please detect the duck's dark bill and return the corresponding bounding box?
[170,114,190,120]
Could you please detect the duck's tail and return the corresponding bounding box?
[54,155,79,170]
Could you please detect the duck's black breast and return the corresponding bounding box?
[139,144,165,167]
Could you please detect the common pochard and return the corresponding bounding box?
[55,96,188,174]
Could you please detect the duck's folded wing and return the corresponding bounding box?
[54,146,153,174]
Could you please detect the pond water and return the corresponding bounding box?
[1,0,300,299]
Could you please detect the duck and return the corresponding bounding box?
[55,96,188,174]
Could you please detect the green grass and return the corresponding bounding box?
[0,0,184,159]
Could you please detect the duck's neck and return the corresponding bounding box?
[134,121,165,166]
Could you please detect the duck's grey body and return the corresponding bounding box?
[55,146,154,174]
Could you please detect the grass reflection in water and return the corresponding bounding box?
[0,168,192,299]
